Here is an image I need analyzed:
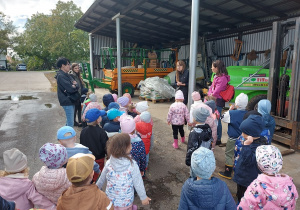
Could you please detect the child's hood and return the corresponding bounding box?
[263,114,275,127]
[136,122,152,135]
[66,144,90,158]
[193,124,212,141]
[110,156,132,172]
[0,176,34,199]
[257,174,298,207]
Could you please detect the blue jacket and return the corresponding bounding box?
[0,196,15,210]
[233,137,267,187]
[65,143,100,174]
[178,177,236,210]
[228,110,247,138]
[103,121,120,133]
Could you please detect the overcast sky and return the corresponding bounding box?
[0,0,95,32]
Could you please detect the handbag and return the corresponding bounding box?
[219,83,235,102]
[65,90,81,103]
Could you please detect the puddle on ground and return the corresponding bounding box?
[44,103,52,108]
[0,95,38,101]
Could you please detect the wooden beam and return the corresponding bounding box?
[91,0,146,34]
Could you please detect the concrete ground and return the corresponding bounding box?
[0,71,299,209]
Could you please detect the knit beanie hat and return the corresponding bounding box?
[89,93,97,102]
[136,101,149,113]
[123,93,132,104]
[191,147,216,179]
[175,90,184,100]
[112,93,118,102]
[3,148,27,173]
[192,91,201,101]
[235,93,248,110]
[108,102,120,110]
[39,143,68,169]
[193,107,210,123]
[140,111,151,123]
[120,114,136,134]
[258,99,271,116]
[239,114,264,137]
[102,94,114,107]
[205,100,216,114]
[256,145,283,176]
[117,96,130,107]
[81,88,88,95]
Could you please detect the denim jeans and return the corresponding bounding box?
[216,106,223,140]
[62,105,75,127]
[146,154,149,168]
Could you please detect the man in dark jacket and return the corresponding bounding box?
[56,57,78,127]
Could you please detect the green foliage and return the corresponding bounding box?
[0,12,15,54]
[13,1,89,70]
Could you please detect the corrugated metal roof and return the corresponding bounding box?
[75,0,300,46]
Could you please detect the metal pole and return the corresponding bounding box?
[88,33,94,78]
[188,0,200,108]
[116,17,122,97]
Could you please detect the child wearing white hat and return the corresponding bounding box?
[0,148,55,210]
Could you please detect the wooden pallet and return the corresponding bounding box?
[139,96,170,103]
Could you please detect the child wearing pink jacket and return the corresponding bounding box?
[167,90,190,149]
[238,145,298,209]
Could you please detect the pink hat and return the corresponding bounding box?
[120,114,136,134]
[112,94,118,102]
[192,91,201,101]
[175,90,184,100]
[123,93,132,104]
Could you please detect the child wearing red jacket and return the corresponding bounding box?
[136,111,153,172]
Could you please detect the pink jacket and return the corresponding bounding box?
[208,74,230,99]
[238,174,298,210]
[0,175,56,210]
[33,166,71,204]
[167,102,190,125]
[82,102,102,121]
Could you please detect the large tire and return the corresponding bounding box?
[122,82,135,97]
[247,94,267,111]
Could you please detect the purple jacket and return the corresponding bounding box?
[0,176,55,210]
[208,74,230,99]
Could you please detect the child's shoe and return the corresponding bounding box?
[173,139,178,149]
[181,136,185,143]
[218,165,233,179]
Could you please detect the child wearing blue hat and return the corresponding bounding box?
[179,147,235,210]
[103,108,124,133]
[57,125,100,182]
[80,108,109,181]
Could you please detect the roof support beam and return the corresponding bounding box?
[91,0,146,34]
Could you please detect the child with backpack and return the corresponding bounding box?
[96,133,151,209]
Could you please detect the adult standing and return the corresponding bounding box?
[176,60,189,105]
[56,57,78,127]
[208,60,230,146]
[69,63,84,127]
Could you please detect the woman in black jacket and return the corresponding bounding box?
[176,60,189,105]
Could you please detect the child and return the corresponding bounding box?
[258,99,275,144]
[136,111,153,170]
[238,145,298,209]
[190,91,217,150]
[102,93,115,111]
[57,153,113,210]
[120,114,147,174]
[134,101,152,124]
[185,107,212,166]
[167,90,190,149]
[82,92,96,112]
[103,108,124,133]
[179,147,236,210]
[81,93,102,122]
[118,96,130,112]
[96,133,151,209]
[218,93,248,179]
[0,148,55,210]
[57,125,101,181]
[80,108,109,174]
[233,114,267,202]
[33,143,71,204]
[128,103,138,118]
[101,102,121,127]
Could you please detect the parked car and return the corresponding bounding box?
[0,65,6,70]
[16,64,27,71]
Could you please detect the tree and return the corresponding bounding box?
[0,12,15,54]
[13,1,89,70]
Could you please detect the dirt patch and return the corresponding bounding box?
[44,72,57,92]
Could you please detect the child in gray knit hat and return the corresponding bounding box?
[179,147,236,209]
[185,107,213,166]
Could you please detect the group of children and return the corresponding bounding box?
[0,89,298,209]
[167,89,298,209]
